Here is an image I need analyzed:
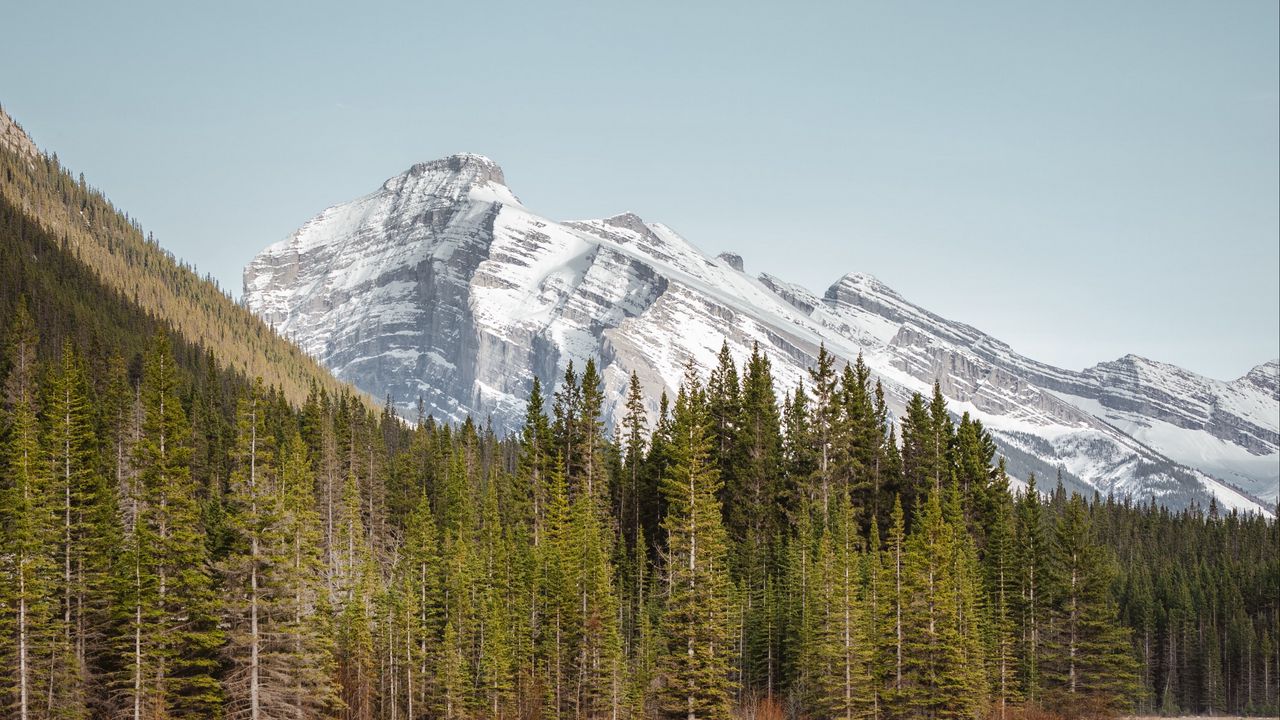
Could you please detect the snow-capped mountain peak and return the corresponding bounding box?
[389,153,520,205]
[243,154,1278,515]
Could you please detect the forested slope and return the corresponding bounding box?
[0,106,353,405]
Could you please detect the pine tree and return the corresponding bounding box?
[540,462,574,718]
[477,476,515,719]
[397,493,444,719]
[1,300,57,720]
[877,496,908,719]
[983,462,1020,719]
[552,362,583,487]
[781,384,816,527]
[807,344,843,527]
[728,343,784,701]
[132,332,224,718]
[656,363,736,720]
[898,393,934,524]
[579,358,607,503]
[334,465,377,719]
[1040,494,1138,716]
[619,370,649,663]
[43,341,109,719]
[842,353,880,527]
[1015,474,1048,705]
[518,377,553,547]
[276,430,342,719]
[864,517,884,719]
[567,490,624,719]
[221,379,278,720]
[802,497,872,719]
[927,383,954,496]
[706,341,740,489]
[898,488,984,719]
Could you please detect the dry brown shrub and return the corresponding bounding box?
[736,695,788,720]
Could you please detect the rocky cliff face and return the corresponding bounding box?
[244,154,1278,512]
[0,106,40,166]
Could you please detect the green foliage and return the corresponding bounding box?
[656,364,736,719]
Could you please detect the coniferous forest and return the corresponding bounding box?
[1,121,1278,720]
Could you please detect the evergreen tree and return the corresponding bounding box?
[706,341,740,489]
[1,301,57,720]
[983,462,1020,718]
[221,379,278,720]
[133,332,224,718]
[40,342,101,717]
[806,344,844,527]
[579,358,607,503]
[802,497,872,719]
[397,494,444,719]
[552,362,583,488]
[897,392,934,523]
[877,496,908,718]
[0,217,1272,720]
[276,430,342,719]
[898,488,984,719]
[567,490,624,719]
[1040,494,1138,716]
[728,343,784,700]
[1015,474,1048,705]
[656,363,736,720]
[842,354,880,527]
[518,377,553,547]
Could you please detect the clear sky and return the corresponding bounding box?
[3,1,1277,380]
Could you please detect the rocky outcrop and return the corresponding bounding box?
[0,106,39,166]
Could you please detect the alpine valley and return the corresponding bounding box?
[243,153,1278,513]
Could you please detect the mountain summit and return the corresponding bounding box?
[244,155,1278,513]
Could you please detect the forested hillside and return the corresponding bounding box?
[0,107,353,405]
[2,232,1276,720]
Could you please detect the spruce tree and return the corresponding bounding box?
[898,488,984,719]
[276,429,342,718]
[1015,474,1048,705]
[1,300,56,720]
[50,341,118,718]
[397,493,444,719]
[877,496,908,719]
[1040,494,1138,716]
[803,497,873,719]
[656,363,736,720]
[567,489,624,719]
[806,344,843,526]
[43,341,103,718]
[729,343,784,700]
[983,462,1020,718]
[897,392,934,524]
[579,358,607,502]
[133,332,224,718]
[221,379,278,720]
[706,340,740,488]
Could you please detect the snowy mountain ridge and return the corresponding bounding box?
[243,154,1278,514]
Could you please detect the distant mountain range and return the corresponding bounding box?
[232,153,1271,514]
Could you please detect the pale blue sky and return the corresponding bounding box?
[2,1,1276,380]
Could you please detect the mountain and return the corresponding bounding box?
[0,105,354,406]
[243,154,1278,513]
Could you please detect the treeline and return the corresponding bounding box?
[3,301,1276,720]
[1101,494,1279,714]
